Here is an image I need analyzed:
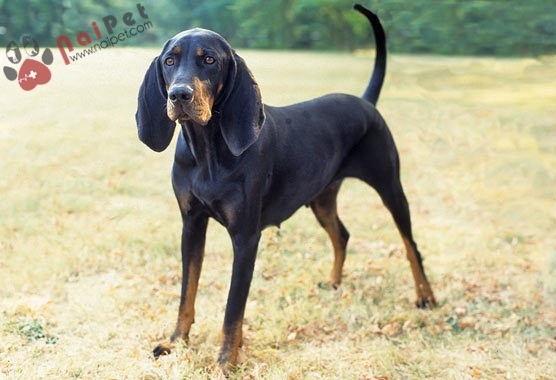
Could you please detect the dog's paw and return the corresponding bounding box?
[317,281,340,290]
[4,37,53,91]
[153,342,173,358]
[317,274,343,290]
[415,294,437,309]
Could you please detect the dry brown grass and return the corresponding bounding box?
[1,48,555,379]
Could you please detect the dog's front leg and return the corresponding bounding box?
[217,229,261,372]
[153,210,209,358]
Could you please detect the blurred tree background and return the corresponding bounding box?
[1,0,555,56]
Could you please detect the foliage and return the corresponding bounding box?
[6,318,58,344]
[1,0,556,56]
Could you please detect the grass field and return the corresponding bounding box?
[1,48,555,379]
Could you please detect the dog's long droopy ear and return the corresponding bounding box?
[218,54,265,156]
[135,57,176,152]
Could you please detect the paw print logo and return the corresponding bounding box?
[3,36,53,91]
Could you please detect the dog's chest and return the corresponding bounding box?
[179,164,242,226]
[198,184,236,225]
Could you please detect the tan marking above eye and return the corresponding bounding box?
[172,46,181,54]
[196,48,205,57]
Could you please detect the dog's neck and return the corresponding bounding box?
[180,116,232,179]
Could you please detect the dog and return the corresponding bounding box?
[135,4,436,372]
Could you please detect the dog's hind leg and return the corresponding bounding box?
[341,129,436,308]
[374,177,436,308]
[310,180,350,288]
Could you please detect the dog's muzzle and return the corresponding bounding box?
[167,80,213,125]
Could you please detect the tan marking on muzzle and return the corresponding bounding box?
[166,79,213,125]
[190,77,214,125]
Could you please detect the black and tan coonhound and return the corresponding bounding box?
[136,4,436,371]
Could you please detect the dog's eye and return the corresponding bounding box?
[165,57,175,66]
[203,56,215,65]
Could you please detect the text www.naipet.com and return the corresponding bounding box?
[66,22,153,63]
[56,3,152,65]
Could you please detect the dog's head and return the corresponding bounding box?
[135,28,265,156]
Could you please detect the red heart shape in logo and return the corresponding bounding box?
[18,59,51,91]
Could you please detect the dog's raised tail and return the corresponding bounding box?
[354,4,386,105]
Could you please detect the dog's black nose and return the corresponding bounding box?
[169,86,193,104]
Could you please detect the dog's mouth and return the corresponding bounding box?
[167,100,212,126]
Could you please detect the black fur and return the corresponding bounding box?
[136,4,435,371]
